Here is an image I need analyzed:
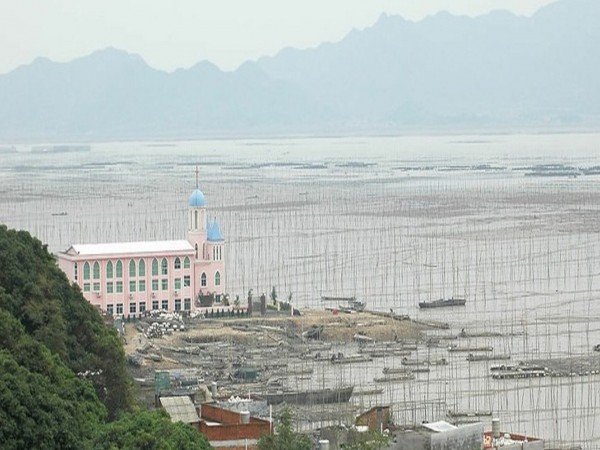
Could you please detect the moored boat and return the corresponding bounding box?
[418,298,466,309]
[263,385,354,405]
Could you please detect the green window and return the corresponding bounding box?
[83,283,90,292]
[161,258,168,275]
[93,262,100,279]
[106,261,113,279]
[174,257,181,270]
[184,275,190,287]
[83,262,90,280]
[161,279,168,291]
[174,278,181,290]
[129,259,136,277]
[152,258,158,276]
[93,282,100,291]
[116,260,123,278]
[139,259,145,277]
[200,272,206,287]
[116,281,123,293]
[152,279,159,291]
[107,282,114,294]
[129,281,136,292]
[184,298,191,310]
[183,256,190,269]
[139,280,146,292]
[215,271,221,286]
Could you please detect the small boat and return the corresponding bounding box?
[492,370,546,379]
[353,387,384,396]
[418,298,466,309]
[448,345,493,353]
[353,333,375,344]
[264,385,354,405]
[401,357,447,366]
[331,353,372,364]
[374,373,415,382]
[302,325,324,340]
[447,410,492,418]
[466,353,510,362]
[382,367,412,374]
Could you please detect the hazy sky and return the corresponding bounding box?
[0,0,558,75]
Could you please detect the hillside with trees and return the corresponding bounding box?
[0,225,211,449]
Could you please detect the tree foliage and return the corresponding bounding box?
[258,406,311,450]
[92,410,212,450]
[0,225,134,419]
[0,226,212,449]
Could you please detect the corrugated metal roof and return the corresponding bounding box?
[70,240,194,256]
[160,396,199,424]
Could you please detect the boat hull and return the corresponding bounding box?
[419,298,466,309]
[264,386,354,405]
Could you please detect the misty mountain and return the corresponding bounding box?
[0,0,598,141]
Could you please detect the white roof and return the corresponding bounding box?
[69,240,194,256]
[422,421,458,433]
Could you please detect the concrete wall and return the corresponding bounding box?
[431,423,483,450]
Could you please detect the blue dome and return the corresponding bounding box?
[207,219,224,242]
[188,189,206,207]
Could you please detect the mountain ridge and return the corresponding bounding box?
[0,0,598,142]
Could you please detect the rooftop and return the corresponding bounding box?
[160,396,199,424]
[66,240,194,256]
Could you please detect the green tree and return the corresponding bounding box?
[92,410,212,450]
[258,405,311,450]
[341,430,389,450]
[270,286,278,305]
[0,225,134,418]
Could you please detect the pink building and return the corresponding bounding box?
[57,186,225,316]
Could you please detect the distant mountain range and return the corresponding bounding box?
[0,0,598,142]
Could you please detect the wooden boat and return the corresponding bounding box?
[374,373,415,382]
[492,370,545,379]
[263,385,354,405]
[382,367,412,374]
[466,353,510,362]
[418,298,466,309]
[448,345,493,352]
[331,353,372,364]
[401,357,447,366]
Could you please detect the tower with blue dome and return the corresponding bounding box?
[186,168,225,300]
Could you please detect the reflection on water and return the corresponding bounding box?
[1,133,600,447]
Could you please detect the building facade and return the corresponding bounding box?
[57,186,225,315]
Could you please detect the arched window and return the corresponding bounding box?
[200,272,207,287]
[184,256,190,269]
[116,260,123,278]
[106,261,113,279]
[215,271,221,286]
[83,262,90,280]
[139,259,145,277]
[161,258,168,275]
[174,257,181,270]
[129,259,136,277]
[194,244,198,259]
[93,261,100,279]
[152,258,158,276]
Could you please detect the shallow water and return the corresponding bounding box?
[2,133,600,447]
